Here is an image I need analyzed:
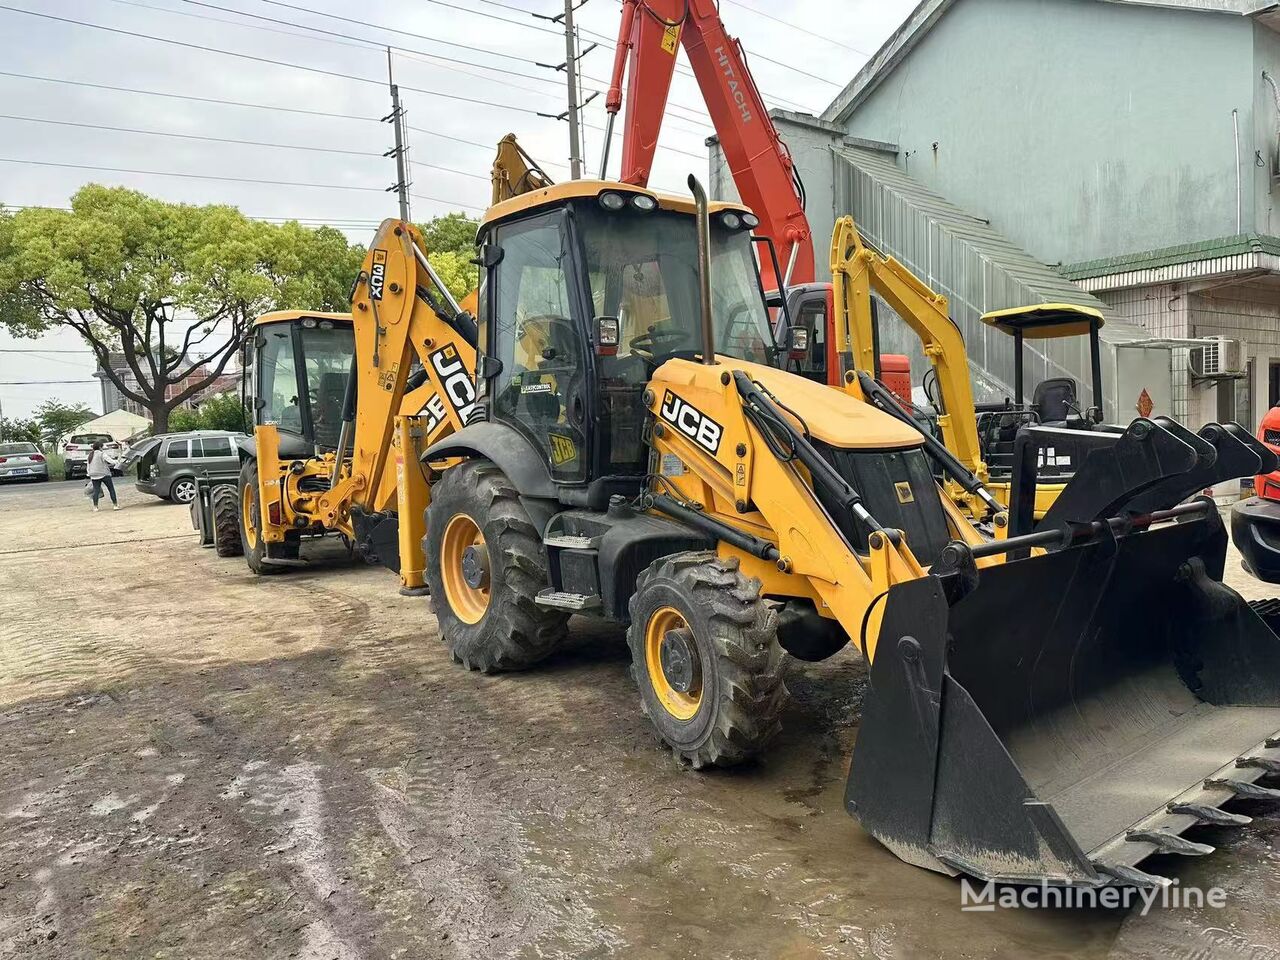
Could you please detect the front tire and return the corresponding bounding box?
[238,460,292,575]
[424,460,567,673]
[628,552,788,769]
[213,484,243,558]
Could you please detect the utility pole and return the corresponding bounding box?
[382,48,411,221]
[536,1,598,179]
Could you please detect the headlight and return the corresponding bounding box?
[301,317,317,328]
[598,192,627,212]
[741,212,760,229]
[719,212,742,231]
[319,319,334,330]
[631,194,658,212]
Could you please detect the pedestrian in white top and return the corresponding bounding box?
[86,442,120,511]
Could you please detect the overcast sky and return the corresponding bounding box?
[0,0,915,418]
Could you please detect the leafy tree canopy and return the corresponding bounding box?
[32,399,94,445]
[0,186,363,432]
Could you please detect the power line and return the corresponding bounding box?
[573,21,830,102]
[0,70,378,122]
[0,157,485,209]
[213,0,716,138]
[1,204,396,228]
[108,0,367,49]
[0,5,550,117]
[0,72,519,166]
[0,114,384,158]
[0,114,491,181]
[722,0,873,57]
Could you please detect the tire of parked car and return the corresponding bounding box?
[212,484,243,558]
[169,476,198,504]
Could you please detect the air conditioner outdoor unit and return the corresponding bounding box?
[1189,336,1246,380]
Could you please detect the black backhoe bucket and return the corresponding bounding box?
[847,505,1280,886]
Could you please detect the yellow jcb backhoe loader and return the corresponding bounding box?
[421,174,1280,888]
[232,220,478,589]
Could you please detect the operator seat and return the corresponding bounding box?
[1032,377,1077,425]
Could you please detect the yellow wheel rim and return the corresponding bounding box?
[644,606,702,721]
[242,483,259,550]
[441,513,489,624]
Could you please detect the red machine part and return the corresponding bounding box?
[1256,407,1280,501]
[605,0,814,292]
[879,355,913,406]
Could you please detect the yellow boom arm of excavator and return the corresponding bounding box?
[828,216,993,516]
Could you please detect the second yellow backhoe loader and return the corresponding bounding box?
[230,220,477,590]
[218,135,544,586]
[422,173,1280,888]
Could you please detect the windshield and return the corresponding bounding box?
[577,205,775,366]
[0,442,37,455]
[70,434,113,445]
[257,319,354,447]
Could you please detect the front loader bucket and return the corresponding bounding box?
[847,508,1280,886]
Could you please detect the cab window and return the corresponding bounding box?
[258,325,303,435]
[490,212,587,481]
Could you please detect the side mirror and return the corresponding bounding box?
[787,325,810,360]
[474,242,504,270]
[595,316,620,357]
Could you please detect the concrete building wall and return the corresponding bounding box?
[838,0,1256,266]
[1252,23,1280,236]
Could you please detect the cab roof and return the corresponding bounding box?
[980,303,1105,340]
[253,310,352,329]
[481,179,754,231]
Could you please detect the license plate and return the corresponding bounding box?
[9,468,30,475]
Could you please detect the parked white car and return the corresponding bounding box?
[0,442,50,483]
[62,433,121,481]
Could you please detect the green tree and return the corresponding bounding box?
[0,186,364,433]
[33,399,93,446]
[0,416,41,444]
[418,212,479,258]
[428,250,478,302]
[193,392,250,432]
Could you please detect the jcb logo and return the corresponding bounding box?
[660,392,722,455]
[428,345,477,428]
[369,249,387,301]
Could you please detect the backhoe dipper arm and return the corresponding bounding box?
[605,0,813,288]
[829,217,990,492]
[311,220,477,528]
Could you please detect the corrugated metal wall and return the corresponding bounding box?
[834,147,1150,419]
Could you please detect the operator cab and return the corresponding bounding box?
[976,303,1106,482]
[251,311,355,458]
[475,181,777,503]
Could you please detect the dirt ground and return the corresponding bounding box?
[1,479,1278,960]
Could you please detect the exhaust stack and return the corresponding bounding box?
[688,174,716,366]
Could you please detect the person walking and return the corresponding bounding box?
[86,441,120,512]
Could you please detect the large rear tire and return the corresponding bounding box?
[424,460,568,672]
[628,552,788,769]
[213,484,243,558]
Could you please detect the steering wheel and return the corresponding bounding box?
[629,326,692,360]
